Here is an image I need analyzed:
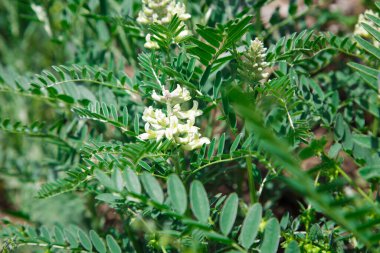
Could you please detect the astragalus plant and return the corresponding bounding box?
[1,0,380,252]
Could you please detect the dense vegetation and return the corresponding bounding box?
[0,0,380,252]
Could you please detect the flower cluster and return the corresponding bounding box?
[137,0,191,49]
[238,38,269,83]
[138,85,210,150]
[354,10,380,38]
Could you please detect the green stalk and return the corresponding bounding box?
[246,155,257,203]
[335,164,375,204]
[125,219,144,253]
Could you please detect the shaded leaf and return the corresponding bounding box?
[190,180,210,223]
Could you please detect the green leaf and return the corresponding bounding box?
[304,0,312,6]
[112,169,124,192]
[56,94,75,104]
[196,26,221,48]
[285,240,300,253]
[362,23,380,42]
[200,65,211,87]
[124,168,142,194]
[188,47,212,65]
[328,143,342,158]
[96,193,121,204]
[356,71,378,90]
[203,231,233,244]
[213,71,223,99]
[190,180,210,223]
[288,0,297,15]
[167,174,187,215]
[334,113,344,140]
[141,172,164,204]
[259,218,280,253]
[187,58,196,76]
[339,122,352,151]
[239,203,262,249]
[358,165,380,181]
[219,193,239,235]
[94,169,115,190]
[230,133,242,154]
[64,229,78,248]
[139,160,151,171]
[353,134,380,150]
[355,36,380,60]
[110,105,118,120]
[106,235,122,253]
[366,12,380,26]
[54,226,65,244]
[134,114,140,135]
[207,138,216,159]
[39,226,51,242]
[101,102,109,118]
[26,226,37,238]
[78,229,92,251]
[217,133,226,156]
[90,230,106,253]
[122,106,129,126]
[190,37,217,54]
[348,62,379,79]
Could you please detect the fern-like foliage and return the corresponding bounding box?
[267,31,358,75]
[187,16,252,71]
[0,117,87,151]
[0,64,136,106]
[148,15,192,49]
[348,4,380,90]
[37,139,173,198]
[229,87,380,250]
[72,102,134,135]
[0,221,122,253]
[92,168,282,252]
[2,1,380,253]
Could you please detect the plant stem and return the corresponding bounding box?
[372,118,379,137]
[232,242,247,253]
[335,165,375,205]
[246,155,257,203]
[172,149,182,174]
[125,216,144,253]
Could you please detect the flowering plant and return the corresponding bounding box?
[0,1,380,253]
[139,84,210,150]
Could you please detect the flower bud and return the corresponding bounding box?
[238,38,270,83]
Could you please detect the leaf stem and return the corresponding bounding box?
[246,155,257,203]
[335,164,375,205]
[232,242,247,253]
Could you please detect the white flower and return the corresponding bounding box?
[354,10,380,48]
[139,84,209,150]
[137,0,191,25]
[138,0,191,50]
[354,10,379,37]
[182,136,211,150]
[138,128,165,141]
[152,84,191,104]
[173,101,202,121]
[31,4,52,36]
[144,34,160,49]
[137,14,150,24]
[170,3,191,21]
[175,29,192,42]
[142,106,168,128]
